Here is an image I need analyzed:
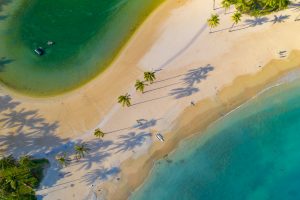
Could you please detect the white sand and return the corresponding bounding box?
[0,0,300,199]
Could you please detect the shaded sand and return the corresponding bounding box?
[0,0,164,96]
[0,0,181,139]
[0,0,300,199]
[102,50,300,200]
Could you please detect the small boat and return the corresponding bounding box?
[156,133,164,142]
[34,47,44,56]
[47,41,55,45]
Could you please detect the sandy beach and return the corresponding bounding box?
[0,0,300,199]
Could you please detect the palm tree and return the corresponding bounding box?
[56,153,71,167]
[118,93,131,107]
[260,0,277,13]
[5,172,19,191]
[19,156,33,168]
[94,128,105,138]
[144,71,156,84]
[207,14,220,33]
[221,0,231,14]
[74,143,90,159]
[277,0,289,10]
[2,167,34,194]
[135,80,147,93]
[295,13,300,21]
[0,155,16,170]
[230,12,242,31]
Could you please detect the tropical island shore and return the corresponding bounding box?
[0,0,300,199]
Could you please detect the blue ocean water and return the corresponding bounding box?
[130,79,300,200]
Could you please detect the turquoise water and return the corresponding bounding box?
[0,0,163,96]
[131,79,300,200]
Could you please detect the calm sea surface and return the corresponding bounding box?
[131,79,300,200]
[0,0,163,96]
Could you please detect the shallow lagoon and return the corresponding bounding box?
[0,0,162,96]
[131,79,300,200]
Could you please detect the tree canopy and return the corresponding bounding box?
[227,0,290,16]
[0,155,48,200]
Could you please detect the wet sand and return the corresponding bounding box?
[0,0,299,199]
[104,50,300,200]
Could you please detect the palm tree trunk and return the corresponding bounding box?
[295,13,300,21]
[213,0,216,10]
[229,23,235,32]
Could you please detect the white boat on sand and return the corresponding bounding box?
[156,133,164,142]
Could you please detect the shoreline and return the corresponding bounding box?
[0,0,166,97]
[0,0,181,141]
[103,50,300,200]
[0,0,299,199]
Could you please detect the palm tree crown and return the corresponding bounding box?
[231,11,242,30]
[135,80,147,93]
[118,93,131,107]
[56,153,70,167]
[221,0,231,14]
[74,143,90,159]
[207,14,220,32]
[94,128,105,138]
[144,71,156,84]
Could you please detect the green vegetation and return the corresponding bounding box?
[74,143,90,160]
[144,71,156,84]
[207,14,220,33]
[0,155,49,200]
[94,128,106,138]
[118,93,132,107]
[56,153,71,167]
[221,0,231,14]
[230,12,242,31]
[135,80,147,93]
[224,0,290,16]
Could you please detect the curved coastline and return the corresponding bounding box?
[0,0,300,199]
[0,0,165,97]
[103,50,300,200]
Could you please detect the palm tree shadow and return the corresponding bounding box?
[110,132,152,153]
[133,118,158,130]
[183,64,214,86]
[0,57,14,72]
[271,14,290,24]
[231,17,270,32]
[75,152,111,171]
[289,2,300,9]
[0,108,44,132]
[168,64,215,99]
[72,140,113,170]
[0,131,34,153]
[0,95,65,157]
[169,86,199,99]
[82,167,120,185]
[0,95,20,113]
[244,17,269,27]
